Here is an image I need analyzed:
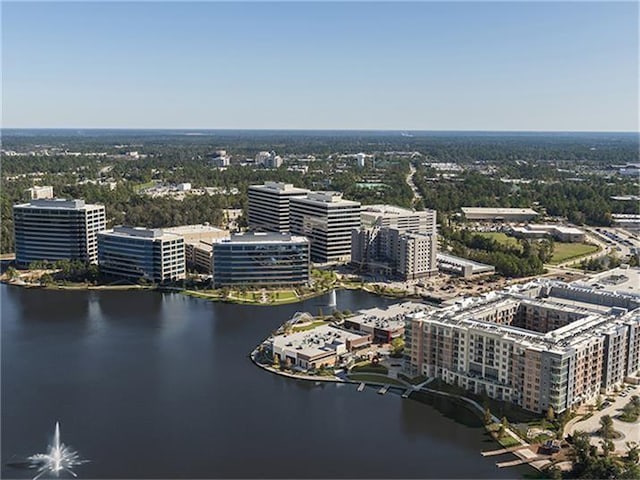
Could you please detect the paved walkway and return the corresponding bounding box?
[566,384,640,454]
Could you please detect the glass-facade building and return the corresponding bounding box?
[13,199,106,266]
[98,227,185,283]
[212,233,309,287]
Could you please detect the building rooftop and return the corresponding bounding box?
[100,226,183,241]
[361,204,418,216]
[249,182,309,194]
[346,302,424,331]
[462,207,539,215]
[164,224,226,235]
[14,198,104,210]
[216,232,309,245]
[271,324,366,359]
[299,191,361,206]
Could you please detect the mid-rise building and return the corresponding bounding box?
[13,199,106,266]
[255,151,282,168]
[248,182,310,233]
[98,226,185,282]
[404,280,640,413]
[27,185,54,200]
[211,232,310,287]
[352,205,437,279]
[290,192,361,263]
[461,207,539,222]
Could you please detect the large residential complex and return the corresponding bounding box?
[404,280,640,413]
[13,199,106,266]
[211,232,310,288]
[97,227,185,282]
[290,192,361,263]
[352,205,438,279]
[248,182,310,233]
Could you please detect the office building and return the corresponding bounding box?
[290,192,361,263]
[509,224,586,243]
[352,205,437,279]
[461,207,539,222]
[255,151,282,168]
[404,280,640,413]
[27,185,54,200]
[211,232,310,288]
[248,182,310,233]
[13,199,106,266]
[98,227,185,282]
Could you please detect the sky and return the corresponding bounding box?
[2,1,639,131]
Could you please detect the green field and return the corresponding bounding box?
[477,232,522,249]
[549,243,600,264]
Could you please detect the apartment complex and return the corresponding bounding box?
[351,205,437,279]
[98,227,185,282]
[247,182,310,233]
[211,232,310,288]
[404,280,640,413]
[13,199,106,266]
[290,192,361,263]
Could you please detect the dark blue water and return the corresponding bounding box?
[1,285,532,478]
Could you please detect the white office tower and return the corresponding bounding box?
[98,227,185,283]
[255,151,282,168]
[248,182,310,233]
[290,192,361,263]
[351,205,437,279]
[13,199,106,266]
[356,153,366,168]
[27,185,54,200]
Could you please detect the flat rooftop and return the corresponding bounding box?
[272,324,366,358]
[14,198,103,210]
[462,207,539,215]
[362,204,418,216]
[577,267,640,296]
[249,182,309,194]
[346,302,426,331]
[216,232,308,244]
[100,226,183,241]
[164,224,226,235]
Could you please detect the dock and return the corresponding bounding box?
[496,455,547,468]
[378,385,389,395]
[401,389,412,398]
[357,383,365,392]
[481,445,529,457]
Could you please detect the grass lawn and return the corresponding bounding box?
[549,242,599,264]
[351,362,389,374]
[272,290,298,301]
[291,320,329,333]
[347,373,406,387]
[477,232,523,250]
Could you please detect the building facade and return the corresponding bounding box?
[98,226,185,282]
[247,182,310,233]
[13,199,106,266]
[211,232,310,287]
[290,192,361,263]
[351,205,437,279]
[404,281,640,413]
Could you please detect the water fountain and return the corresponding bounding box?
[28,422,88,479]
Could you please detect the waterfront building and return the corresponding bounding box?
[211,232,310,288]
[342,303,419,343]
[351,205,437,279]
[248,182,310,233]
[270,324,371,370]
[404,280,640,413]
[164,224,228,273]
[13,198,106,266]
[461,207,539,222]
[290,192,361,263]
[98,226,185,282]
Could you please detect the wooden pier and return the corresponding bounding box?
[357,383,365,392]
[401,389,412,398]
[481,445,529,457]
[496,455,548,468]
[378,385,389,395]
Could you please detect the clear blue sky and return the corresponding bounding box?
[2,1,638,131]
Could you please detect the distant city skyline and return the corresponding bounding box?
[3,1,638,132]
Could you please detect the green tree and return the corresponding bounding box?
[546,405,556,422]
[483,407,492,425]
[390,338,405,357]
[599,415,614,440]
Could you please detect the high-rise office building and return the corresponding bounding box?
[351,205,437,279]
[211,232,309,287]
[290,192,361,263]
[13,198,106,266]
[248,182,310,233]
[98,226,185,282]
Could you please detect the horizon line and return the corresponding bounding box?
[2,127,639,134]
